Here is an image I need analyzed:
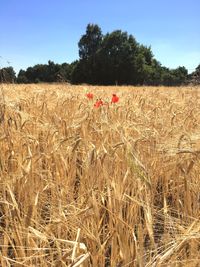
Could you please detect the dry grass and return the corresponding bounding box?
[0,83,200,267]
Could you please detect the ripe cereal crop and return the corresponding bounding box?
[0,83,200,266]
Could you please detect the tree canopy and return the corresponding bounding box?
[0,67,16,83]
[1,23,198,86]
[71,24,189,86]
[17,61,75,84]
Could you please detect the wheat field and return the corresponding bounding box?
[0,84,200,267]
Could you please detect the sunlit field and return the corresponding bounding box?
[0,84,200,266]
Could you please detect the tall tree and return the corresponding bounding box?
[0,67,16,83]
[74,24,103,83]
[96,31,139,84]
[17,61,77,83]
[190,64,200,85]
[78,24,103,60]
[15,23,191,86]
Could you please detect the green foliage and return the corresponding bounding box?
[17,61,75,83]
[72,24,103,84]
[17,70,28,83]
[78,24,103,60]
[161,66,188,86]
[0,67,16,83]
[188,64,200,85]
[97,31,139,85]
[3,23,196,85]
[72,23,189,86]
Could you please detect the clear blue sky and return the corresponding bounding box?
[0,0,199,74]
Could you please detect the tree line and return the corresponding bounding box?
[0,24,199,86]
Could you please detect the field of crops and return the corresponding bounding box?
[0,84,200,266]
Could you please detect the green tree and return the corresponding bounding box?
[72,24,159,85]
[97,31,139,84]
[72,24,103,84]
[0,67,16,83]
[190,64,200,84]
[173,66,188,85]
[17,61,77,83]
[16,23,190,86]
[78,24,103,60]
[17,70,28,83]
[161,66,188,86]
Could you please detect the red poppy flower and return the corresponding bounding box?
[94,99,104,108]
[111,94,119,103]
[86,92,94,100]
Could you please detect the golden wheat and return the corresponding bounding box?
[0,84,200,266]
